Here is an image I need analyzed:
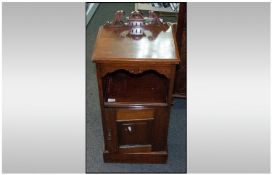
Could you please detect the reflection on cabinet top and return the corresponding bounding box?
[92,24,180,64]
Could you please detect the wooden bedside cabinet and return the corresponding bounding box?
[91,10,180,164]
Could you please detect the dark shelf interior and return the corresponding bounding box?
[103,70,169,104]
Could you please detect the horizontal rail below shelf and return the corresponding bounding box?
[104,102,168,107]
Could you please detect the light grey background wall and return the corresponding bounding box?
[187,3,270,173]
[2,3,85,173]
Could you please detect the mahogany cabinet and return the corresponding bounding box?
[92,11,180,163]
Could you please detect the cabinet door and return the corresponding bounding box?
[104,107,169,153]
[117,120,153,145]
[116,108,154,147]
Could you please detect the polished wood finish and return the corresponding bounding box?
[92,11,179,163]
[116,109,155,121]
[118,120,153,145]
[118,144,152,153]
[104,102,168,108]
[92,25,180,64]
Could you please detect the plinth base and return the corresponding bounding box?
[103,151,168,164]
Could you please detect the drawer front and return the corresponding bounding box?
[116,108,155,121]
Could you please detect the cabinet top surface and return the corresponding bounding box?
[92,24,180,64]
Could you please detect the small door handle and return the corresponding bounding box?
[128,126,132,132]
